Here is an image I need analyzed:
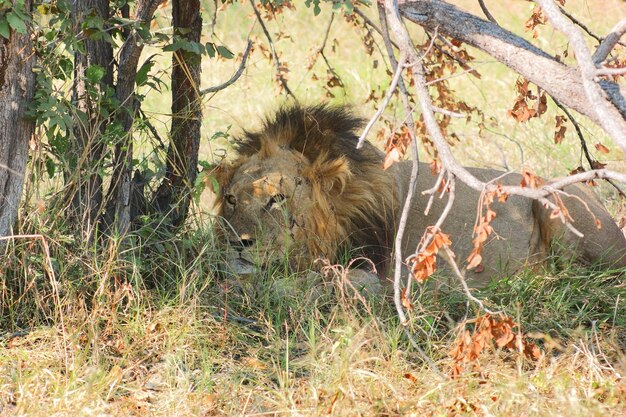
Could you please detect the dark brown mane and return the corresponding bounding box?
[235,104,385,168]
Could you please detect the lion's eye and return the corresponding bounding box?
[266,193,286,210]
[225,194,236,206]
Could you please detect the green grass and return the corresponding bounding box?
[2,0,626,415]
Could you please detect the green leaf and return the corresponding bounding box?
[6,11,27,34]
[58,58,73,81]
[216,45,234,59]
[45,157,56,178]
[85,64,106,83]
[205,42,216,58]
[163,40,185,52]
[135,57,156,87]
[0,17,9,39]
[209,175,220,194]
[305,0,321,15]
[83,14,104,30]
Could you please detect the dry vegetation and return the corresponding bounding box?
[1,0,626,416]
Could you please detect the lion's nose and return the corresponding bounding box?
[231,233,254,249]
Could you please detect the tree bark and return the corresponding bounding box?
[102,0,163,235]
[152,0,202,227]
[398,0,626,133]
[0,0,35,244]
[67,0,114,236]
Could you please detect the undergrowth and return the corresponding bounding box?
[1,210,625,416]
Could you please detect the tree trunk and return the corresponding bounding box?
[153,0,202,227]
[0,0,35,245]
[67,0,114,237]
[102,0,163,235]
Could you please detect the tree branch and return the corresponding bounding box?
[535,0,626,154]
[200,39,253,95]
[557,5,601,43]
[250,0,297,100]
[593,18,626,64]
[397,0,626,140]
[376,1,443,375]
[477,0,498,25]
[354,5,399,49]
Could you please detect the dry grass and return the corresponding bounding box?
[2,0,626,416]
[1,263,626,416]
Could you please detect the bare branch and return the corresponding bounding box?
[477,0,498,25]
[431,106,464,118]
[200,39,253,96]
[441,245,500,315]
[356,52,405,148]
[407,171,457,264]
[354,6,399,49]
[558,5,601,43]
[250,0,297,100]
[376,2,444,375]
[596,67,626,77]
[0,163,24,177]
[535,0,626,154]
[593,18,626,65]
[554,99,594,165]
[397,0,626,135]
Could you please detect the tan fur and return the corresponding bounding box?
[216,105,626,286]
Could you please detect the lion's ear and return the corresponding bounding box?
[212,158,245,197]
[304,156,352,194]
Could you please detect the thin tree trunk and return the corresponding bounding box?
[102,0,163,235]
[0,0,35,246]
[153,0,202,227]
[67,0,113,237]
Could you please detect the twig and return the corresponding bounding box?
[432,106,464,118]
[139,108,167,150]
[592,18,626,64]
[380,0,443,376]
[0,163,24,177]
[356,52,405,148]
[354,6,399,49]
[315,13,348,96]
[554,99,593,166]
[422,169,446,216]
[554,99,626,199]
[477,0,498,25]
[200,39,253,95]
[442,245,500,315]
[319,11,334,53]
[250,0,297,100]
[406,171,457,265]
[557,5,601,43]
[210,0,218,35]
[596,67,626,77]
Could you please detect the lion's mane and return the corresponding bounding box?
[221,105,401,267]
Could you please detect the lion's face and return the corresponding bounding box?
[219,149,316,268]
[216,104,397,274]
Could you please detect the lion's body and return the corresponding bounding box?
[217,105,626,287]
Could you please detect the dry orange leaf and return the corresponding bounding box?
[383,147,401,170]
[595,143,610,154]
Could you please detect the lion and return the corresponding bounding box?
[215,104,626,287]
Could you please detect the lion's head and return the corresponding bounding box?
[216,105,400,272]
